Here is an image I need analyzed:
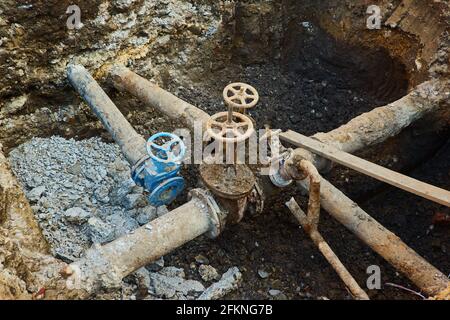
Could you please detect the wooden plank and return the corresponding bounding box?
[280,130,450,207]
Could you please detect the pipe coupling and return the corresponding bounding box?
[189,189,227,239]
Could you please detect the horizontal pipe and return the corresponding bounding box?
[281,130,450,207]
[64,192,216,294]
[305,79,449,170]
[110,65,211,130]
[67,64,147,166]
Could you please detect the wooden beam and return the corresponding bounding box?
[280,130,450,207]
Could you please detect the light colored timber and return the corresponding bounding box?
[280,130,450,207]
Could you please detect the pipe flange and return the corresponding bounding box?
[189,189,227,239]
[270,165,293,187]
[268,151,294,188]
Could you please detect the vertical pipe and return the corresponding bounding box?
[67,64,147,166]
[298,178,449,296]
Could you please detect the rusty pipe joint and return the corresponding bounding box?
[62,189,226,296]
[270,144,334,188]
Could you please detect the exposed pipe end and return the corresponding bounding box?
[109,64,132,92]
[64,244,123,297]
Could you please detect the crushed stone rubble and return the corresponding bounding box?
[8,136,151,261]
[8,136,241,299]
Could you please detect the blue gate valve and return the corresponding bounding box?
[132,132,186,207]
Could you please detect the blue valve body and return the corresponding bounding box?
[132,133,186,207]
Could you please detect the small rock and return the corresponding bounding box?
[110,179,134,204]
[194,254,209,265]
[257,269,269,279]
[146,257,165,272]
[197,267,242,300]
[269,289,282,296]
[94,185,110,203]
[198,265,220,282]
[156,205,169,217]
[122,193,147,209]
[159,267,185,278]
[106,212,139,237]
[67,162,82,175]
[3,94,28,116]
[63,207,90,224]
[133,267,151,293]
[149,272,205,299]
[28,186,45,202]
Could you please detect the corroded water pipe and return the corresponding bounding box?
[293,79,450,173]
[67,64,147,166]
[298,176,449,296]
[287,161,369,300]
[110,64,211,130]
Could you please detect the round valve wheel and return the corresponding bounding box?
[146,132,186,164]
[206,112,255,143]
[223,83,259,109]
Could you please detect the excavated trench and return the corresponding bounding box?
[0,0,449,300]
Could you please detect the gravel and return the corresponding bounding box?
[64,207,90,225]
[149,269,205,299]
[268,289,282,296]
[258,269,270,279]
[8,136,164,261]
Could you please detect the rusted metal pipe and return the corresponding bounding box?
[298,176,449,296]
[109,65,210,130]
[287,161,369,300]
[286,198,369,300]
[67,64,147,166]
[63,189,225,295]
[298,160,321,230]
[281,131,450,207]
[106,67,449,296]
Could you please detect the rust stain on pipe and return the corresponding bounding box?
[110,65,211,131]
